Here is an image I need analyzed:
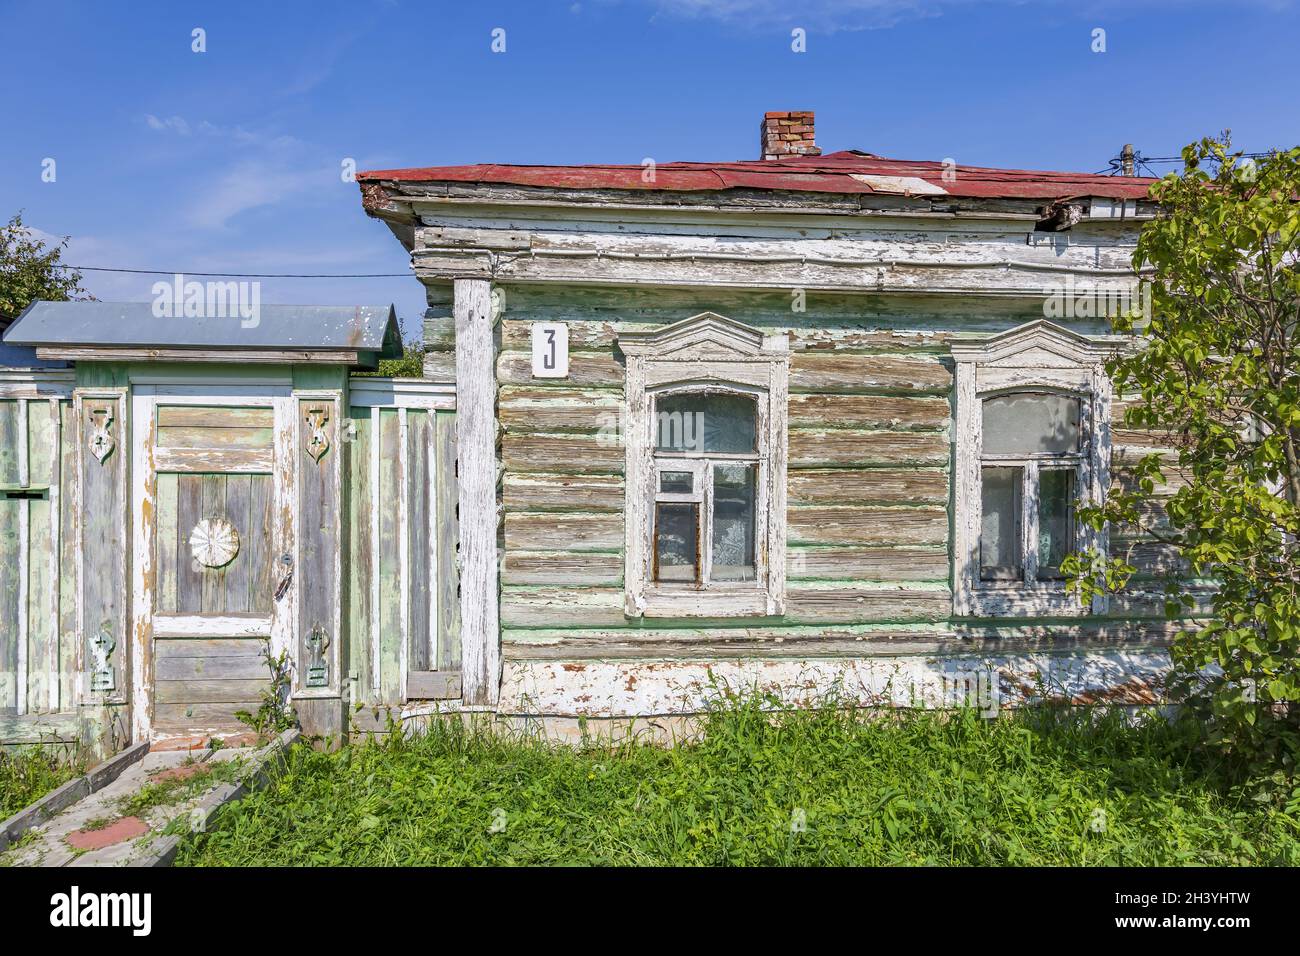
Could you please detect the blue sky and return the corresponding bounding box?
[2,0,1297,333]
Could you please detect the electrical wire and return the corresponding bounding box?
[61,265,410,278]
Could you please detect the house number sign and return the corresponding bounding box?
[531,322,569,379]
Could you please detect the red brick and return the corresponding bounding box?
[66,817,150,851]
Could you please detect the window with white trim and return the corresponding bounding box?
[619,313,788,618]
[951,321,1115,617]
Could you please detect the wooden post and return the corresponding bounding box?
[1121,144,1135,177]
[453,278,500,706]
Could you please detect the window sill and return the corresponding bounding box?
[635,587,772,619]
[959,584,1092,618]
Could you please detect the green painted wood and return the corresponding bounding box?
[27,401,55,489]
[345,409,373,699]
[377,408,402,703]
[78,392,126,707]
[224,474,252,613]
[156,425,274,449]
[406,409,431,672]
[155,473,178,612]
[175,474,203,612]
[434,411,461,673]
[0,498,18,713]
[57,402,76,711]
[26,497,52,712]
[0,401,19,487]
[154,678,270,704]
[247,474,273,614]
[200,475,226,613]
[297,395,342,694]
[156,406,274,428]
[155,637,269,659]
[0,713,81,744]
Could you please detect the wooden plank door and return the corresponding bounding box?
[347,381,460,706]
[132,385,293,743]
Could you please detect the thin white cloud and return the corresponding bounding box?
[144,114,191,135]
[646,0,1292,32]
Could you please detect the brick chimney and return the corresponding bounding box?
[760,111,820,161]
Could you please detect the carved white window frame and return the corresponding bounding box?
[619,312,789,619]
[951,320,1116,618]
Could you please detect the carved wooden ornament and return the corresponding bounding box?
[88,405,115,463]
[305,405,332,462]
[190,517,240,569]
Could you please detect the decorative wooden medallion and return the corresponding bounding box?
[88,405,115,463]
[305,405,332,462]
[189,517,240,569]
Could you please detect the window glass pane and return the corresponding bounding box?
[711,463,756,582]
[655,503,698,583]
[980,466,1022,581]
[1037,468,1076,579]
[982,393,1080,455]
[659,471,693,494]
[655,393,757,454]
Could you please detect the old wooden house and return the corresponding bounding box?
[1,111,1181,756]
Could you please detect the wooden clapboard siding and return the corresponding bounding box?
[788,393,950,430]
[789,353,951,394]
[783,586,951,624]
[502,433,624,474]
[787,468,948,505]
[787,546,950,582]
[156,473,273,614]
[503,551,623,587]
[504,473,625,512]
[498,350,625,389]
[505,512,623,552]
[501,584,950,628]
[498,319,957,354]
[500,387,623,433]
[788,429,948,467]
[788,506,948,546]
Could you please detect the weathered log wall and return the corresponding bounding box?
[422,284,1191,666]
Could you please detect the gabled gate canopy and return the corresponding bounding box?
[4,301,403,367]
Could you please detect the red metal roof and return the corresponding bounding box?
[357,150,1157,201]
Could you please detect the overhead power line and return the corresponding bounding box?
[62,265,411,279]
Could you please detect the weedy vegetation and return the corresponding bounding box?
[177,694,1300,866]
[0,744,86,818]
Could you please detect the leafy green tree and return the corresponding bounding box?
[1065,137,1300,789]
[0,211,90,326]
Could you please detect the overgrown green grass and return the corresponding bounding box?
[177,700,1300,866]
[0,745,86,819]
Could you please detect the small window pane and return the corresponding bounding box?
[982,393,1080,455]
[980,466,1022,581]
[655,393,757,454]
[711,463,756,582]
[659,471,693,494]
[1037,469,1076,579]
[655,503,698,583]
